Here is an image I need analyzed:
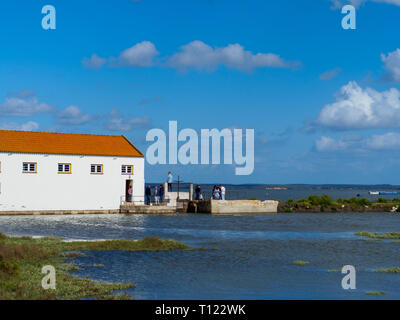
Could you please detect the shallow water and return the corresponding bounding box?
[0,213,399,299]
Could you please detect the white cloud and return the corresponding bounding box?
[315,135,361,152]
[166,40,299,72]
[56,105,92,125]
[82,54,107,69]
[113,41,159,67]
[105,109,150,131]
[319,68,341,81]
[331,0,400,8]
[316,81,400,130]
[0,93,53,117]
[0,121,39,131]
[381,49,400,82]
[315,132,400,152]
[366,132,400,150]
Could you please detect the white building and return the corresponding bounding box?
[0,130,145,212]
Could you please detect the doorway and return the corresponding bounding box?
[125,180,133,202]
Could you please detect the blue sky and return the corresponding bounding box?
[1,0,400,184]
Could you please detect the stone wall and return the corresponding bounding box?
[188,200,278,214]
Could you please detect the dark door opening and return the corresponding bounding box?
[125,180,133,202]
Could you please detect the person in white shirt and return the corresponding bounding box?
[154,185,160,205]
[220,185,226,200]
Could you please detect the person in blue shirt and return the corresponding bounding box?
[167,172,173,192]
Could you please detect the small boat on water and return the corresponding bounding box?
[369,191,399,195]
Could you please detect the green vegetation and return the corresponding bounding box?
[366,291,387,296]
[282,194,400,212]
[292,194,337,208]
[293,260,310,266]
[373,267,400,274]
[92,264,105,268]
[0,232,192,300]
[327,269,341,273]
[355,232,400,240]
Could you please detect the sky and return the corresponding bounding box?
[1,0,400,184]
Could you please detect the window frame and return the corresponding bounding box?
[58,163,72,174]
[121,165,133,175]
[90,164,103,175]
[22,162,37,173]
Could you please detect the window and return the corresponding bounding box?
[58,163,71,174]
[90,164,103,174]
[121,165,133,175]
[23,162,37,173]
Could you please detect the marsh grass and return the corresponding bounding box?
[366,291,387,295]
[0,234,192,300]
[355,232,400,239]
[293,260,310,266]
[373,267,400,274]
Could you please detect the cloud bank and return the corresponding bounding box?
[316,132,400,152]
[83,40,300,73]
[0,121,39,131]
[56,105,92,125]
[0,92,53,117]
[381,48,400,82]
[331,0,400,8]
[166,40,299,72]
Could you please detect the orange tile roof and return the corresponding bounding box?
[0,130,144,157]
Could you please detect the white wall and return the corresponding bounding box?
[0,152,144,211]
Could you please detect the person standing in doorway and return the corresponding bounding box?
[159,184,164,204]
[145,185,152,205]
[154,185,159,205]
[127,185,133,202]
[167,172,173,192]
[220,185,226,200]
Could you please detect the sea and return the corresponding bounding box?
[0,184,399,300]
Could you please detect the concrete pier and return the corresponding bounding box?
[0,200,279,215]
[188,200,279,214]
[120,204,176,214]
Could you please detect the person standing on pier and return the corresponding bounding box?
[220,185,226,200]
[159,184,164,204]
[195,185,201,200]
[213,185,220,200]
[145,185,152,205]
[167,172,173,192]
[154,185,159,205]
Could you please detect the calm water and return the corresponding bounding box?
[156,184,400,202]
[0,212,399,299]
